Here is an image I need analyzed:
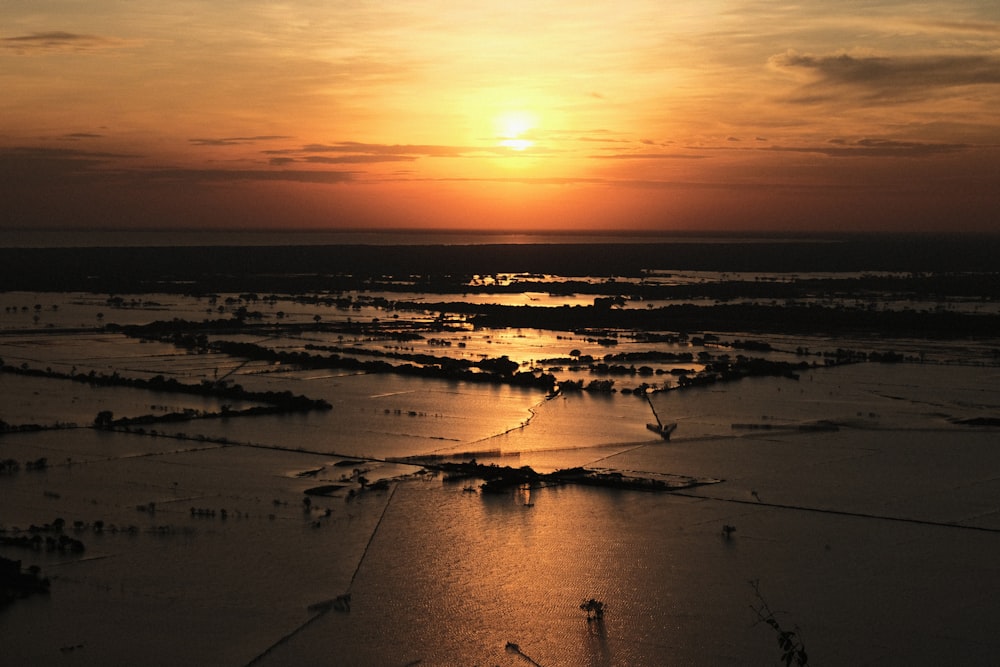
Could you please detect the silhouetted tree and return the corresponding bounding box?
[580,598,605,620]
[93,410,114,428]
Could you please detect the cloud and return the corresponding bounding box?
[410,175,807,192]
[145,168,354,185]
[264,141,539,161]
[0,147,139,191]
[267,154,418,165]
[0,146,352,187]
[591,152,708,160]
[767,138,969,158]
[576,135,632,144]
[14,146,137,159]
[190,136,294,146]
[303,155,416,164]
[770,51,1000,102]
[61,132,104,140]
[907,19,1000,36]
[1,31,130,54]
[297,142,472,157]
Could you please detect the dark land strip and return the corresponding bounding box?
[3,235,1000,292]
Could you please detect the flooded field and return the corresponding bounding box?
[2,239,999,665]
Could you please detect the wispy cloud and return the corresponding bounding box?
[592,152,708,160]
[576,135,632,144]
[269,155,417,166]
[1,31,131,54]
[770,51,1000,102]
[767,138,970,158]
[0,146,138,185]
[906,18,1000,36]
[60,132,104,140]
[144,168,354,185]
[303,155,416,164]
[265,141,546,161]
[190,136,294,146]
[0,146,353,186]
[0,145,139,161]
[297,142,473,157]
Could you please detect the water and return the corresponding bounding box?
[3,360,998,665]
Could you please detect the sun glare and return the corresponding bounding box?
[499,138,533,151]
[495,110,537,151]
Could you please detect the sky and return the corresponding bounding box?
[2,1,999,234]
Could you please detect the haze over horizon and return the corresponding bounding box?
[3,2,999,234]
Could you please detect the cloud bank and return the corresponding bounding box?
[771,51,1000,101]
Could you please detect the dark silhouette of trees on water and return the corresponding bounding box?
[2,363,331,413]
[94,410,114,427]
[580,598,605,620]
[1,556,50,607]
[117,322,557,391]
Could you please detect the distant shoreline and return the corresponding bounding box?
[1,235,998,292]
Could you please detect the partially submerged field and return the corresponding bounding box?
[3,239,999,665]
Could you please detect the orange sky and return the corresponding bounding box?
[2,2,999,233]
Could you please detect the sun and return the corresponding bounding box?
[495,110,537,151]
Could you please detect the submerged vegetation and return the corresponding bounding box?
[0,362,331,433]
[409,459,721,493]
[0,556,50,607]
[751,580,810,666]
[1,363,330,412]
